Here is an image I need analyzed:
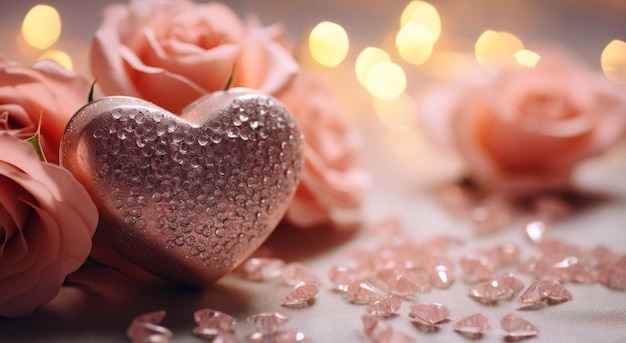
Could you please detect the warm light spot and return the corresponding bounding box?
[601,39,626,83]
[365,61,406,100]
[374,93,416,130]
[396,22,435,65]
[309,21,349,67]
[39,50,73,71]
[21,4,61,49]
[514,49,541,68]
[475,30,524,66]
[355,47,390,87]
[400,1,441,42]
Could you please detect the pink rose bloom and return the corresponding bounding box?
[420,50,626,197]
[0,55,91,164]
[277,73,369,228]
[90,0,299,114]
[0,134,98,317]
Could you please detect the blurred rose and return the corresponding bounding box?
[90,0,298,114]
[0,133,98,317]
[420,49,626,197]
[277,73,369,228]
[0,55,91,164]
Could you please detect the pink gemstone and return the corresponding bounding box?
[241,257,285,281]
[452,313,491,334]
[500,314,540,338]
[328,265,362,289]
[598,256,626,290]
[470,197,513,234]
[365,295,402,316]
[212,329,240,343]
[346,281,384,304]
[361,315,416,343]
[525,220,547,243]
[460,255,496,282]
[247,311,290,334]
[282,262,321,286]
[126,310,172,343]
[428,258,454,289]
[592,245,618,268]
[193,308,235,330]
[484,243,519,267]
[377,270,420,296]
[408,303,450,325]
[402,271,431,292]
[570,263,597,284]
[517,280,573,305]
[467,273,524,304]
[272,330,311,343]
[281,281,320,308]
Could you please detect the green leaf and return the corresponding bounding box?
[86,255,125,275]
[222,63,236,91]
[88,79,96,102]
[26,111,46,162]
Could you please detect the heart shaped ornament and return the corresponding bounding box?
[61,88,303,288]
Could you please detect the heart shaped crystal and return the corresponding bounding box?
[61,88,303,287]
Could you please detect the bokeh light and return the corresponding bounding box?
[39,50,73,71]
[355,47,390,87]
[365,61,406,100]
[475,30,524,66]
[601,39,626,83]
[21,4,61,49]
[374,92,416,130]
[309,21,349,67]
[396,22,435,65]
[400,1,441,42]
[514,49,541,68]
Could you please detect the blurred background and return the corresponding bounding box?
[1,0,625,186]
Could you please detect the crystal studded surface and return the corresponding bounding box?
[61,90,303,287]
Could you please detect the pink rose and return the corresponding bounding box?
[0,55,91,164]
[0,133,98,317]
[90,0,299,114]
[420,50,626,197]
[277,73,369,228]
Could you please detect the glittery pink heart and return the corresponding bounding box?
[61,88,303,287]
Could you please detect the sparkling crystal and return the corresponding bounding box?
[592,245,618,268]
[428,258,454,289]
[460,255,496,282]
[272,330,312,343]
[467,273,524,304]
[192,308,235,340]
[365,295,402,316]
[346,281,384,304]
[484,243,519,267]
[212,329,240,343]
[408,303,450,325]
[281,281,320,308]
[247,311,290,334]
[500,314,540,338]
[241,257,286,281]
[525,220,547,243]
[328,265,362,289]
[452,313,491,335]
[361,315,416,343]
[282,262,321,285]
[127,310,173,343]
[598,256,626,290]
[517,280,573,305]
[470,197,513,234]
[376,270,420,296]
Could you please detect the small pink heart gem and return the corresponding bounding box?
[61,88,303,287]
